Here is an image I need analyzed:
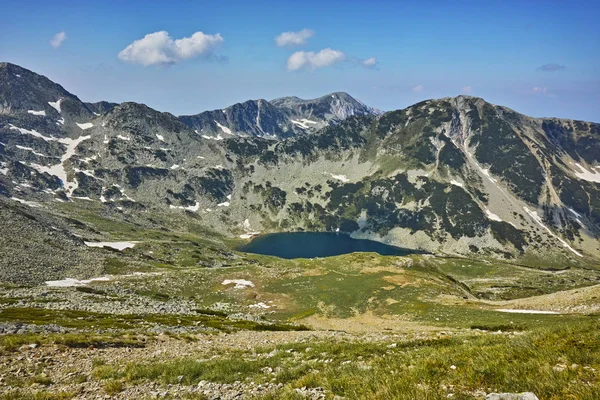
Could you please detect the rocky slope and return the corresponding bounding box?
[1,62,599,267]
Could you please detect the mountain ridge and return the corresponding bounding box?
[1,62,599,269]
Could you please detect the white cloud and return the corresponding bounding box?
[50,31,67,49]
[462,85,472,94]
[118,31,224,66]
[286,48,345,71]
[412,85,424,93]
[275,29,314,47]
[362,57,377,67]
[531,86,548,94]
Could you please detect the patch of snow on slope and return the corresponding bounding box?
[202,134,224,141]
[116,135,130,141]
[10,197,41,207]
[9,124,52,141]
[485,209,502,222]
[156,134,165,142]
[29,134,92,196]
[170,164,180,170]
[291,119,310,129]
[523,206,583,257]
[217,201,230,207]
[330,173,350,183]
[76,122,94,130]
[169,202,200,212]
[45,277,111,287]
[28,110,46,116]
[450,180,464,188]
[496,309,559,314]
[573,163,600,183]
[48,99,62,113]
[214,121,232,135]
[84,241,137,251]
[240,218,261,238]
[15,145,45,157]
[57,118,65,125]
[566,208,583,225]
[222,279,254,289]
[0,162,8,175]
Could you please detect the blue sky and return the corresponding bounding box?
[1,0,599,121]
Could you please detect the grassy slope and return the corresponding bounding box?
[1,204,599,399]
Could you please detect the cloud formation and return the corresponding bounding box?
[531,86,548,94]
[537,63,566,72]
[118,31,224,66]
[50,31,67,49]
[362,57,377,67]
[286,48,345,71]
[275,29,314,47]
[412,85,424,93]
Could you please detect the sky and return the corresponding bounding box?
[1,0,599,121]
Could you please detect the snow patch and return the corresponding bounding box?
[9,125,51,141]
[496,309,559,315]
[202,134,224,141]
[485,209,502,222]
[523,207,583,257]
[10,197,41,207]
[291,119,310,129]
[450,180,464,188]
[169,202,200,212]
[222,279,255,289]
[170,164,180,170]
[156,134,165,142]
[48,99,62,113]
[573,163,600,183]
[214,121,232,135]
[15,145,45,157]
[45,277,111,287]
[117,135,131,141]
[29,134,91,197]
[72,196,94,201]
[240,218,261,238]
[84,241,137,251]
[217,201,230,207]
[76,122,94,130]
[28,110,46,116]
[57,118,65,125]
[329,173,349,183]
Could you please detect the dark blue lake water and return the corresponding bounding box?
[238,232,424,259]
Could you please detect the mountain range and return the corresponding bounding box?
[1,61,600,282]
